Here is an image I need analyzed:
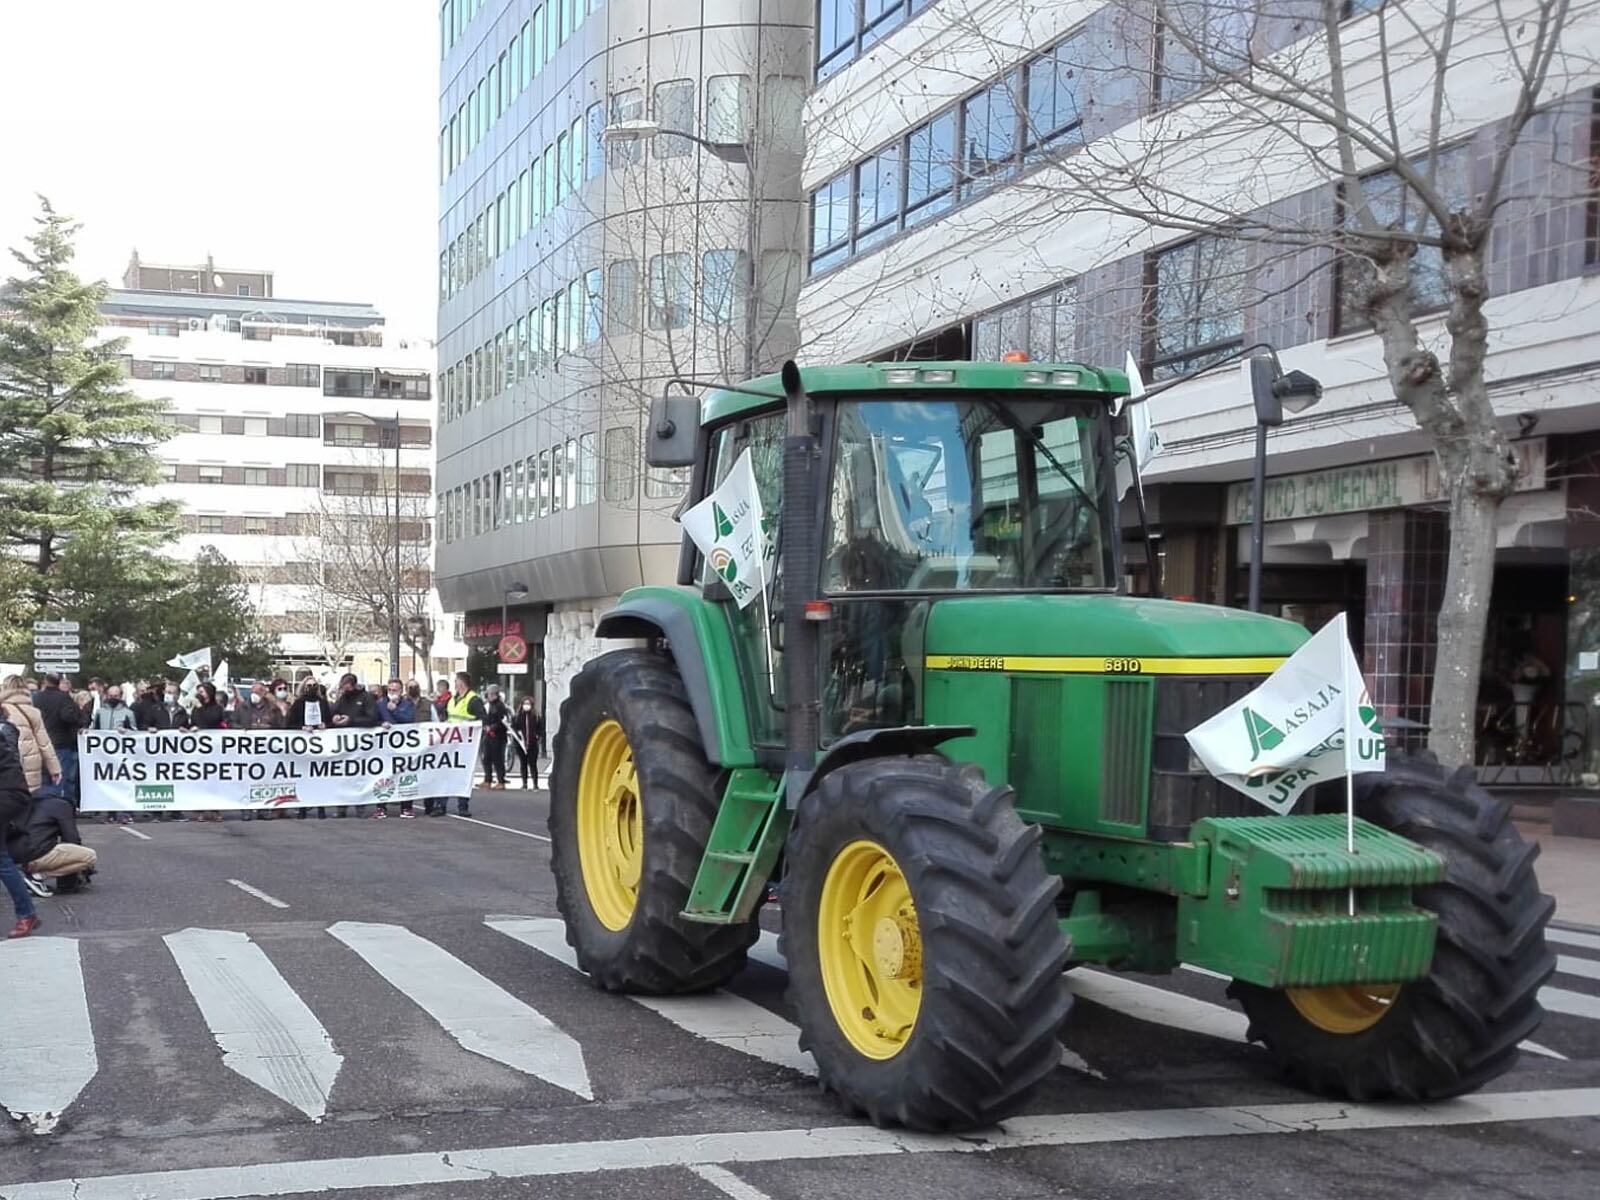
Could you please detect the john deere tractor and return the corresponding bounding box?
[549,359,1554,1131]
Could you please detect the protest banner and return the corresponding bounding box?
[79,722,481,813]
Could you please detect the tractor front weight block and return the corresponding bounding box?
[1176,814,1445,989]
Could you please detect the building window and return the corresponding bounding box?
[538,449,552,516]
[609,89,643,166]
[760,74,807,156]
[1149,235,1245,379]
[585,102,605,180]
[1334,145,1469,334]
[198,363,223,382]
[197,515,225,535]
[854,144,902,251]
[603,425,635,501]
[973,283,1079,362]
[960,73,1021,196]
[152,360,177,379]
[905,111,957,227]
[648,252,692,329]
[197,414,223,434]
[584,268,603,343]
[237,284,252,296]
[654,79,695,157]
[1025,33,1087,158]
[705,74,751,145]
[198,465,225,483]
[1156,3,1258,104]
[701,249,748,325]
[329,422,366,446]
[578,431,597,504]
[324,368,375,398]
[159,462,178,483]
[285,363,321,388]
[817,0,932,79]
[809,173,852,273]
[244,417,268,437]
[606,260,637,333]
[149,324,178,337]
[284,413,320,437]
[243,516,270,535]
[645,466,690,499]
[551,443,564,514]
[287,463,319,487]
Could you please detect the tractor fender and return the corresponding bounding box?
[594,589,757,767]
[800,725,977,806]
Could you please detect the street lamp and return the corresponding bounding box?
[326,410,404,678]
[601,120,759,379]
[501,582,530,700]
[1244,356,1323,612]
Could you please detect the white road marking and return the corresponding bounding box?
[0,938,98,1135]
[1540,985,1600,1021]
[163,929,342,1121]
[5,1088,1597,1200]
[748,930,784,973]
[1556,954,1600,983]
[449,813,551,841]
[1180,963,1231,982]
[689,1163,778,1200]
[329,921,590,1099]
[1074,970,1249,1042]
[1546,927,1600,953]
[226,879,288,909]
[1519,1040,1567,1060]
[117,825,152,841]
[487,917,814,1076]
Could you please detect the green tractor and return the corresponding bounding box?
[548,359,1555,1131]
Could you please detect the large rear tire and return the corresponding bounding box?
[781,756,1072,1131]
[549,648,756,993]
[1230,754,1555,1099]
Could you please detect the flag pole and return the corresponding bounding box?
[1341,613,1357,917]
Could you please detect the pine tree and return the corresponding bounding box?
[0,197,177,601]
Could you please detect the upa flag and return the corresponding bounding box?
[1184,613,1386,814]
[680,448,774,610]
[167,646,212,672]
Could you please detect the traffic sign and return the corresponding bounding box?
[34,662,80,674]
[32,620,80,633]
[32,634,80,647]
[32,647,80,661]
[499,662,530,675]
[497,634,528,665]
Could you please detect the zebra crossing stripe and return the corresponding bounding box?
[1555,954,1600,983]
[0,938,97,1135]
[4,1088,1598,1199]
[1547,928,1600,953]
[1539,985,1600,1022]
[163,929,342,1121]
[485,918,815,1076]
[328,921,592,1099]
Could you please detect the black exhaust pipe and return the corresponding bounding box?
[780,360,820,807]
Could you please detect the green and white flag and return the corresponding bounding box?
[1185,613,1385,814]
[680,448,773,610]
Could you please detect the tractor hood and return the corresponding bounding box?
[923,595,1308,664]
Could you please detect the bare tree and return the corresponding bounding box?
[805,0,1592,764]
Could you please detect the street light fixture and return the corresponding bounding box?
[1244,356,1323,613]
[501,582,530,700]
[326,410,405,678]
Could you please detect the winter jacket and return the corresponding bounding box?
[189,702,229,730]
[237,696,285,729]
[92,701,137,732]
[330,688,380,728]
[130,697,165,731]
[6,792,82,868]
[482,699,509,737]
[286,693,327,729]
[0,689,62,792]
[376,695,416,724]
[0,719,33,843]
[32,686,84,750]
[511,706,541,749]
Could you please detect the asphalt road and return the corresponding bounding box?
[1,786,1597,1200]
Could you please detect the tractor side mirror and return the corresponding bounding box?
[645,394,699,468]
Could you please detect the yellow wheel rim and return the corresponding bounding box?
[576,719,643,932]
[1286,984,1401,1034]
[817,840,922,1060]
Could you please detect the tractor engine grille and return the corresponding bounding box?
[1148,675,1270,842]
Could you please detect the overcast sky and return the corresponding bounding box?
[0,0,439,339]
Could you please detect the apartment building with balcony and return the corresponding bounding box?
[798,0,1600,781]
[433,0,809,733]
[103,259,466,683]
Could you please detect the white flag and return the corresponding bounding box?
[179,669,200,701]
[1115,352,1162,498]
[1185,613,1386,814]
[680,448,774,610]
[213,660,230,695]
[167,646,212,672]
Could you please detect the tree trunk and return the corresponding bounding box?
[1429,483,1501,767]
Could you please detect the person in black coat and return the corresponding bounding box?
[31,674,84,810]
[129,684,165,733]
[328,674,378,818]
[7,790,95,894]
[510,696,542,789]
[480,685,509,789]
[189,682,229,823]
[287,680,333,820]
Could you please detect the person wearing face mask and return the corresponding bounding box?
[373,678,417,819]
[429,671,484,817]
[129,682,165,733]
[235,682,285,821]
[480,685,509,791]
[510,696,541,790]
[287,679,330,819]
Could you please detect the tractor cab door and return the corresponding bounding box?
[702,409,787,747]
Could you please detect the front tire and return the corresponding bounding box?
[549,648,756,993]
[1230,754,1556,1099]
[781,757,1072,1131]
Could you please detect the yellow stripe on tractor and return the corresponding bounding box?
[923,655,1288,676]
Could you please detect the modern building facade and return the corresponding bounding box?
[433,0,809,734]
[103,258,466,684]
[799,0,1600,780]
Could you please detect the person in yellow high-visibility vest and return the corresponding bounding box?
[430,671,485,818]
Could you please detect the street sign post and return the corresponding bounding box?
[499,662,530,675]
[33,648,80,661]
[34,662,80,674]
[497,634,528,665]
[32,620,81,634]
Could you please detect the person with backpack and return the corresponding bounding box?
[0,707,41,938]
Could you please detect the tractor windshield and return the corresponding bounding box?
[824,396,1113,593]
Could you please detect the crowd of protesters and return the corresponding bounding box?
[0,669,544,938]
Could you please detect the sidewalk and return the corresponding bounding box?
[1518,824,1600,928]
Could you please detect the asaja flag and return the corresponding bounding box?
[680,448,774,610]
[1184,613,1386,815]
[166,646,212,672]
